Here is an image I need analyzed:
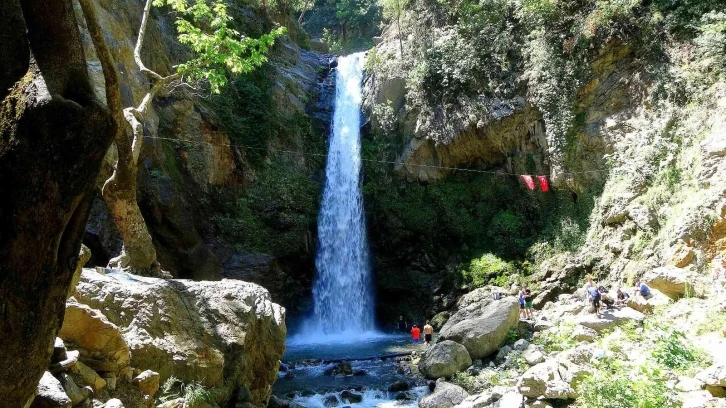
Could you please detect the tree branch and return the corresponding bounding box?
[134,0,163,81]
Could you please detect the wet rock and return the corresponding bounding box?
[31,372,72,408]
[389,381,410,392]
[283,371,295,379]
[323,394,339,407]
[353,369,367,376]
[439,298,520,359]
[418,340,473,379]
[341,390,363,403]
[418,382,469,408]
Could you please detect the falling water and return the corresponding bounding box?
[308,52,374,337]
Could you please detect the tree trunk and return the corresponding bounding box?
[0,0,114,405]
[97,0,163,276]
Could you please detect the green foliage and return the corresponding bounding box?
[451,372,483,393]
[157,377,214,407]
[212,154,321,257]
[506,328,519,344]
[533,323,576,352]
[152,0,285,94]
[576,360,677,408]
[651,328,703,371]
[459,253,514,289]
[211,68,276,165]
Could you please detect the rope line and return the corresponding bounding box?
[142,135,612,177]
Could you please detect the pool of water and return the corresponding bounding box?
[274,332,434,407]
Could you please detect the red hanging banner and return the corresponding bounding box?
[537,176,550,192]
[521,175,535,190]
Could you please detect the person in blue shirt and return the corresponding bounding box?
[587,285,602,317]
[634,280,652,299]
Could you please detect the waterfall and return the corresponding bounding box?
[309,52,374,337]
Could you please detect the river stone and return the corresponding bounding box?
[439,298,520,359]
[418,382,469,408]
[104,399,124,408]
[418,340,472,379]
[389,380,410,392]
[31,372,72,408]
[59,298,130,373]
[517,360,577,400]
[73,270,286,406]
[57,373,89,406]
[625,289,672,313]
[572,325,598,343]
[340,390,363,403]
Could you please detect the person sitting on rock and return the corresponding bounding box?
[587,285,602,317]
[616,288,630,305]
[633,279,652,299]
[599,286,615,309]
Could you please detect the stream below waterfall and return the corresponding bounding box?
[273,334,435,407]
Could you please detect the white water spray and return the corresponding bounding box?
[307,52,374,337]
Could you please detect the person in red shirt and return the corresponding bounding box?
[411,325,421,343]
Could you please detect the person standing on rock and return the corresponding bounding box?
[423,321,434,347]
[411,324,421,344]
[518,286,527,319]
[523,286,535,320]
[587,285,602,317]
[398,315,408,332]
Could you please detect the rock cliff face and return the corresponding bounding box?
[363,2,726,311]
[75,0,333,314]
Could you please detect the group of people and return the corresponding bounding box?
[398,316,435,346]
[583,277,651,317]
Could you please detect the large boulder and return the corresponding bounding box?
[73,270,286,407]
[418,382,469,408]
[439,298,520,359]
[697,364,726,387]
[625,289,672,314]
[643,266,707,299]
[59,298,130,373]
[68,245,92,299]
[575,307,645,332]
[517,359,581,400]
[31,372,71,408]
[418,340,472,379]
